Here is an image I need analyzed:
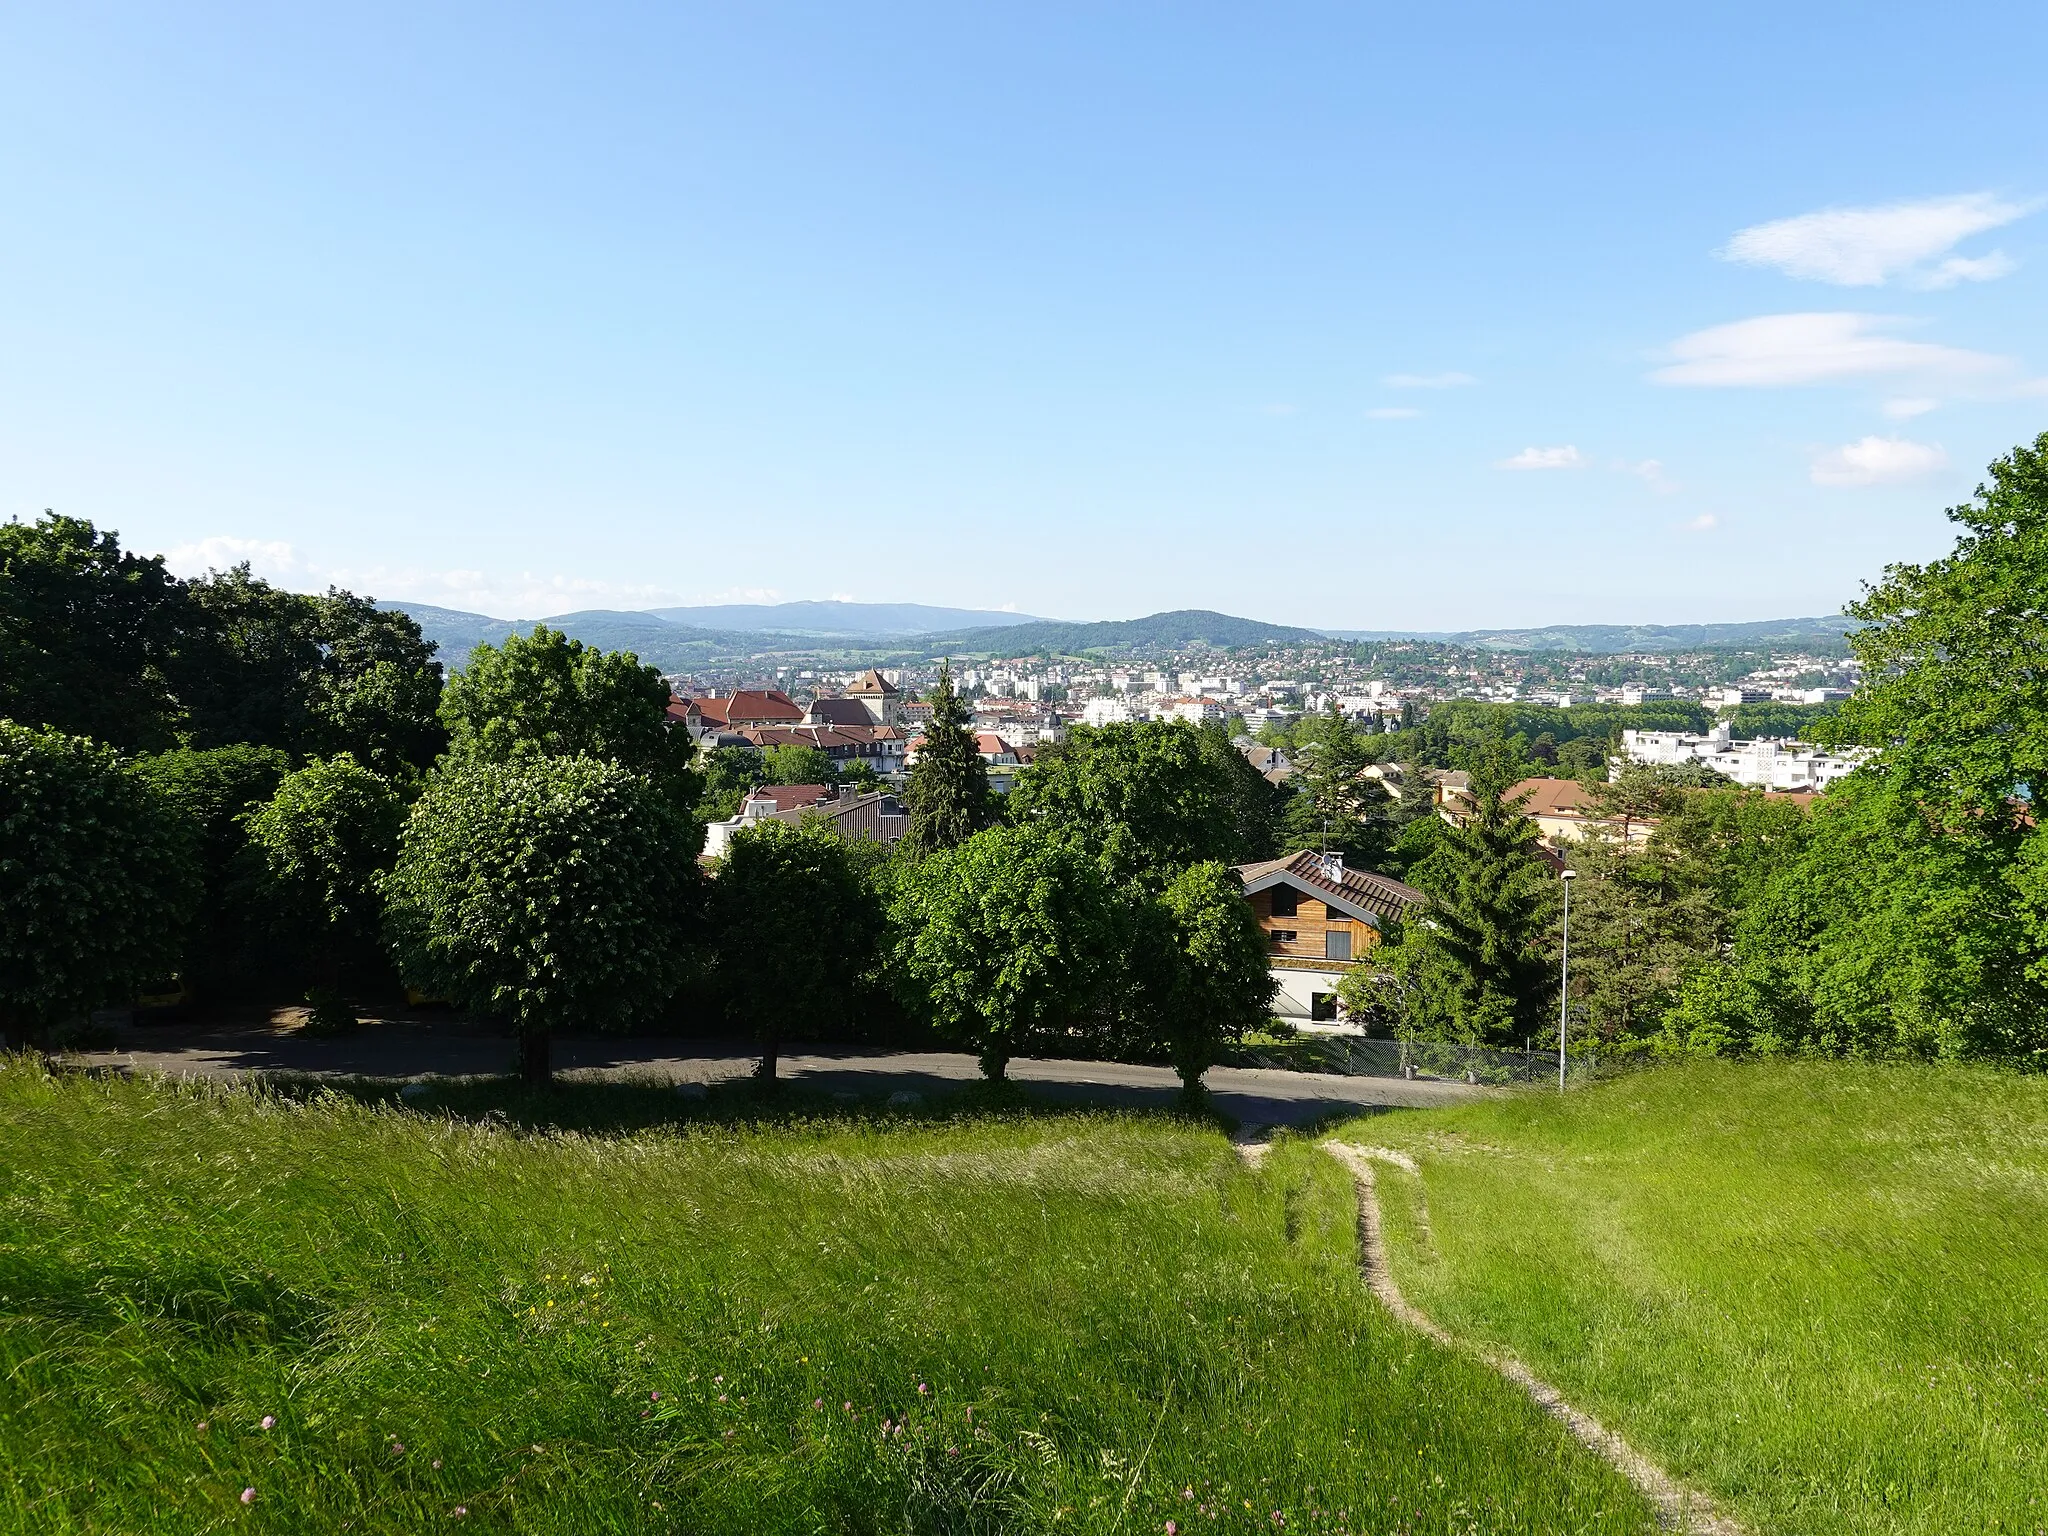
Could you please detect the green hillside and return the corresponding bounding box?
[1351,1060,2048,1536]
[0,1064,1648,1535]
[922,608,1320,657]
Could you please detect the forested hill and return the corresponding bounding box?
[1324,616,1858,652]
[920,609,1321,656]
[375,604,785,671]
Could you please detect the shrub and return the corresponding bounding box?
[0,722,199,1035]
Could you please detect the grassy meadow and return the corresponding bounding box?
[1353,1060,2048,1536]
[0,1060,1649,1535]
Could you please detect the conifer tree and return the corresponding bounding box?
[903,661,993,857]
[1398,746,1557,1043]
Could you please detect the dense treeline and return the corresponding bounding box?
[0,515,1273,1093]
[10,431,2048,1074]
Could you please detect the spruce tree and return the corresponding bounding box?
[1400,747,1558,1043]
[903,661,993,857]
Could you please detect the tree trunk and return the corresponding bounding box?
[756,1031,779,1086]
[518,1027,552,1090]
[979,1048,1009,1081]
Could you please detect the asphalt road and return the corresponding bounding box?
[65,1012,1485,1127]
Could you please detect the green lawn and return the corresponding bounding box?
[0,1060,1648,1535]
[1350,1060,2048,1536]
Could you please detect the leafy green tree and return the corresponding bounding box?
[0,513,192,750]
[698,745,767,820]
[1397,750,1558,1044]
[1198,722,1283,861]
[1280,705,1392,865]
[902,662,992,857]
[1833,432,2048,843]
[1661,769,2044,1062]
[384,755,703,1087]
[0,722,200,1035]
[440,625,698,810]
[243,755,406,1011]
[891,824,1117,1079]
[174,570,445,772]
[708,819,888,1082]
[132,744,291,991]
[1009,720,1243,888]
[838,760,884,794]
[760,742,838,787]
[1150,861,1275,1099]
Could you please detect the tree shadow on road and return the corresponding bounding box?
[261,1069,1240,1140]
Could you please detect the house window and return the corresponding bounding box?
[1269,886,1298,917]
[1268,929,1297,946]
[1325,928,1353,962]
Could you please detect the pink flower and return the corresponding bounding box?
[196,1421,209,1432]
[650,1391,661,1401]
[259,1416,275,1430]
[812,1398,823,1409]
[917,1382,929,1396]
[843,1402,853,1412]
[240,1488,256,1505]
[1166,1523,1179,1535]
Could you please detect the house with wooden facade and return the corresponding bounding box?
[1232,850,1427,1023]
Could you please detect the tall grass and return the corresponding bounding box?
[1353,1060,2048,1536]
[0,1061,1647,1534]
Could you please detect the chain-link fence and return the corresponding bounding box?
[1235,1032,1608,1086]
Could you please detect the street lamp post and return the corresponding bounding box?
[1558,868,1577,1091]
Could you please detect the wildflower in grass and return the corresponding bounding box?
[432,1459,442,1469]
[260,1416,275,1430]
[650,1391,661,1401]
[918,1382,929,1395]
[812,1398,823,1410]
[843,1402,853,1412]
[196,1421,209,1432]
[240,1489,256,1504]
[453,1506,467,1518]
[1166,1524,1179,1535]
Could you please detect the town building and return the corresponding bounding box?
[1232,851,1426,1023]
[701,784,911,860]
[1620,724,1866,791]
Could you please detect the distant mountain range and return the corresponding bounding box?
[919,609,1319,656]
[643,600,1049,635]
[1328,617,1858,652]
[379,599,1856,668]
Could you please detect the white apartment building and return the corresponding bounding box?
[1160,696,1225,726]
[1082,697,1141,727]
[1621,724,1868,791]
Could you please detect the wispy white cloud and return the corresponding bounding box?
[1620,458,1679,494]
[156,534,688,618]
[1651,312,2013,389]
[1719,193,2028,288]
[163,535,309,582]
[1365,406,1422,420]
[1882,396,1939,419]
[1810,436,1948,487]
[1679,513,1718,532]
[1383,371,1475,389]
[1498,445,1584,471]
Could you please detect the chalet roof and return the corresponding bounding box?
[846,668,899,696]
[1232,850,1427,928]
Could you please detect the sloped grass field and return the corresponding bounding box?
[1354,1061,2048,1536]
[0,1062,1647,1535]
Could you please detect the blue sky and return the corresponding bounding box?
[5,2,2046,628]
